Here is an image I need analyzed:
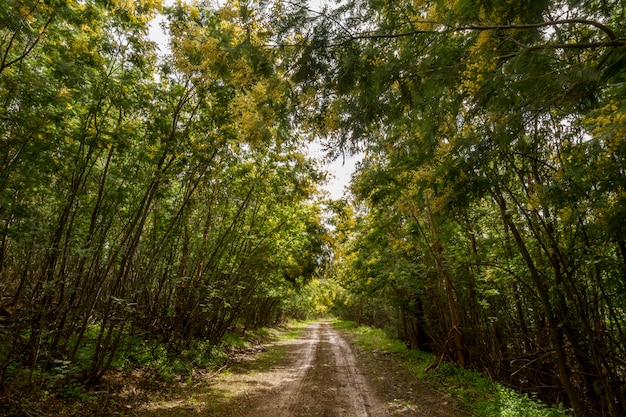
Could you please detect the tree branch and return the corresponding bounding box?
[323,18,624,49]
[458,18,619,40]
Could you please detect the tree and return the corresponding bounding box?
[282,0,626,414]
[0,0,328,391]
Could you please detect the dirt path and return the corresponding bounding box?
[241,321,383,416]
[137,321,469,416]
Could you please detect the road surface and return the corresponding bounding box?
[242,321,382,416]
[138,320,468,416]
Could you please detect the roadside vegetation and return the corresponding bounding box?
[1,0,624,414]
[0,319,310,416]
[333,320,570,417]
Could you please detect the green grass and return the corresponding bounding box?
[331,319,571,417]
[478,385,570,417]
[255,327,270,337]
[0,320,317,417]
[222,333,250,349]
[281,319,314,340]
[331,319,359,331]
[254,345,288,368]
[222,320,311,371]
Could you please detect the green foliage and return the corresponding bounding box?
[334,320,569,417]
[117,333,225,381]
[284,278,342,319]
[222,333,250,350]
[60,382,94,402]
[302,0,626,413]
[1,0,624,415]
[0,0,329,405]
[478,386,570,417]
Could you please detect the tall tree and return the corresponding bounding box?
[282,0,626,414]
[0,0,328,391]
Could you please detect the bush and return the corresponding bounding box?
[332,320,571,417]
[478,385,570,417]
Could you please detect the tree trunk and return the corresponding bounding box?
[493,191,585,416]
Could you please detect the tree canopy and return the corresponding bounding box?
[282,0,625,415]
[1,0,625,415]
[0,0,328,388]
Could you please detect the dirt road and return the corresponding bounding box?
[240,321,383,416]
[138,320,468,416]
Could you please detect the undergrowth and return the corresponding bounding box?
[332,320,571,417]
[0,321,301,416]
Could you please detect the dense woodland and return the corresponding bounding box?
[0,0,329,395]
[1,0,625,415]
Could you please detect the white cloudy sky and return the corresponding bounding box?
[307,141,361,200]
[324,156,360,200]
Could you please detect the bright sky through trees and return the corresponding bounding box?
[1,0,625,415]
[148,0,360,200]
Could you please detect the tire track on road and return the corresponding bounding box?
[283,322,321,414]
[246,320,382,417]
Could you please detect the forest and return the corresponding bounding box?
[0,0,625,415]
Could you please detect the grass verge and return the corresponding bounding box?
[0,320,313,416]
[227,319,312,371]
[331,319,571,417]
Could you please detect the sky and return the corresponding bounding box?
[307,141,361,200]
[147,4,361,200]
[324,155,360,200]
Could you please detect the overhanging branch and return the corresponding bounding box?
[325,18,625,49]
